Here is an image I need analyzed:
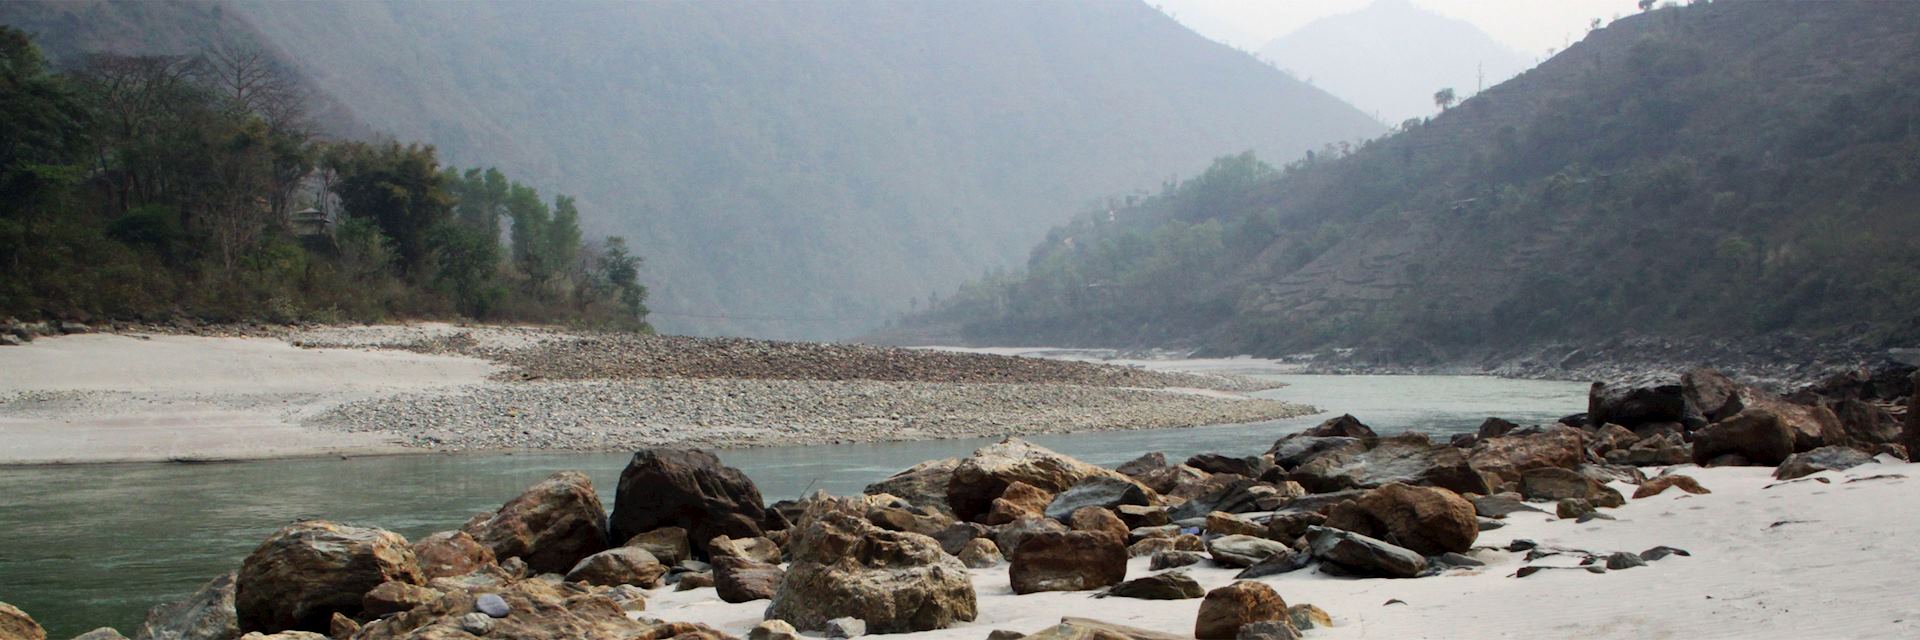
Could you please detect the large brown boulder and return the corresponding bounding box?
[611,449,768,559]
[1828,398,1903,446]
[984,481,1054,525]
[946,438,1148,523]
[713,556,783,603]
[766,512,976,633]
[1693,409,1798,466]
[235,521,424,634]
[410,531,496,581]
[1298,414,1377,439]
[1194,582,1288,640]
[1008,531,1128,594]
[0,602,44,640]
[462,471,610,574]
[1680,368,1745,422]
[1303,526,1426,579]
[1288,434,1491,495]
[135,571,240,640]
[1467,426,1587,488]
[1589,380,1702,430]
[622,527,692,566]
[864,458,959,517]
[1519,467,1624,507]
[565,547,668,588]
[1321,483,1477,556]
[351,578,652,640]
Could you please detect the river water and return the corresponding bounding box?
[0,373,1585,637]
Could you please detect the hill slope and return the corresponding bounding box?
[911,0,1920,363]
[1257,0,1533,124]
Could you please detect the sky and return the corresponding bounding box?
[1154,0,1649,57]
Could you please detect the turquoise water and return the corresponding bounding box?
[0,374,1585,637]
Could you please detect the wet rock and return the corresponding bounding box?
[1204,512,1265,538]
[411,531,496,581]
[611,449,768,559]
[135,571,239,640]
[1009,531,1127,594]
[1477,418,1520,438]
[947,438,1148,523]
[1068,507,1131,540]
[1207,535,1291,568]
[1149,551,1205,570]
[1605,552,1647,570]
[1693,409,1798,466]
[565,547,668,588]
[463,470,610,574]
[985,481,1055,525]
[1289,434,1492,495]
[1105,572,1205,600]
[623,527,692,566]
[0,603,44,640]
[1304,526,1426,579]
[1774,446,1877,480]
[1044,477,1151,521]
[708,535,781,564]
[1195,581,1288,640]
[958,538,1003,568]
[1520,467,1624,507]
[1633,474,1711,498]
[766,512,976,632]
[713,556,783,603]
[1320,483,1477,555]
[1234,551,1311,579]
[236,521,423,634]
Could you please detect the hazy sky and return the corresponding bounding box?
[1156,0,1648,56]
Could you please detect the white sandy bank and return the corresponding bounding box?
[645,461,1920,639]
[0,333,495,464]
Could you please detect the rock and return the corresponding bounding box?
[1021,618,1186,640]
[622,527,692,566]
[1287,604,1331,630]
[766,511,976,632]
[1774,446,1877,480]
[1009,531,1128,594]
[1266,437,1362,469]
[1589,381,1701,430]
[1067,507,1130,540]
[1204,512,1266,538]
[958,538,1003,568]
[238,633,328,640]
[1632,474,1711,498]
[1681,368,1745,422]
[1234,551,1311,579]
[748,620,800,640]
[825,618,866,639]
[602,585,647,613]
[611,448,768,559]
[993,516,1068,556]
[1206,535,1291,568]
[423,564,515,594]
[714,556,783,603]
[1233,621,1301,640]
[1149,551,1205,570]
[1304,526,1426,579]
[74,628,130,640]
[1106,572,1205,600]
[1466,426,1587,488]
[1693,409,1798,466]
[1320,483,1477,556]
[1264,512,1326,542]
[947,438,1149,523]
[1435,552,1484,568]
[462,470,610,574]
[411,531,496,580]
[1520,467,1624,507]
[1044,477,1151,521]
[1114,452,1168,478]
[1299,414,1376,439]
[328,613,359,640]
[708,535,782,564]
[1555,498,1593,519]
[565,547,668,588]
[1477,418,1520,438]
[0,603,44,640]
[1471,495,1544,519]
[1624,433,1693,465]
[236,521,423,634]
[1289,434,1492,495]
[985,481,1055,525]
[1116,505,1170,529]
[1605,552,1647,570]
[1132,464,1213,497]
[1575,511,1615,523]
[866,507,954,538]
[673,572,714,591]
[135,571,239,640]
[474,594,509,618]
[1194,581,1288,640]
[1185,454,1269,478]
[1828,398,1903,446]
[1477,517,1505,530]
[1169,479,1295,520]
[356,579,651,640]
[1641,546,1691,561]
[360,582,441,618]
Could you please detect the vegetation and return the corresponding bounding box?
[910,1,1920,360]
[0,27,648,329]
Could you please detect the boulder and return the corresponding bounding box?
[623,527,692,566]
[708,535,782,564]
[1289,434,1491,495]
[1320,483,1477,555]
[1520,467,1624,508]
[1828,399,1902,445]
[766,512,977,633]
[1774,446,1877,480]
[1009,531,1127,594]
[1044,477,1151,521]
[565,547,668,588]
[1233,621,1301,640]
[350,578,651,640]
[1234,550,1311,579]
[866,507,954,538]
[135,572,239,640]
[985,481,1055,525]
[410,531,496,581]
[1022,618,1186,640]
[1206,535,1291,569]
[236,521,423,633]
[1588,381,1701,430]
[1116,505,1170,529]
[360,582,440,618]
[825,618,866,639]
[1622,433,1692,466]
[1149,551,1206,570]
[1185,454,1270,478]
[1266,437,1362,470]
[611,449,768,560]
[74,628,129,640]
[1303,526,1426,579]
[1106,572,1205,600]
[748,620,801,640]
[1470,495,1544,519]
[958,538,1003,568]
[1194,582,1288,640]
[1680,368,1744,422]
[714,556,783,603]
[930,521,989,557]
[1693,409,1798,466]
[947,438,1148,523]
[0,603,44,640]
[1467,426,1586,488]
[864,458,960,517]
[1477,417,1520,438]
[1114,452,1168,478]
[462,470,610,574]
[1287,605,1331,631]
[673,572,714,591]
[1204,512,1265,538]
[1132,464,1212,497]
[1067,507,1131,540]
[1264,511,1327,542]
[993,516,1068,556]
[1298,414,1376,439]
[1555,498,1594,519]
[1632,474,1711,498]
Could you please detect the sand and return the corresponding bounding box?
[643,461,1920,639]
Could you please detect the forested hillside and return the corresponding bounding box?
[908,0,1920,362]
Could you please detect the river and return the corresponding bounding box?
[0,373,1585,637]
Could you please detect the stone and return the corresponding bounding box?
[0,603,44,640]
[1264,511,1326,542]
[766,512,976,632]
[1681,368,1745,422]
[1169,479,1291,520]
[985,481,1056,525]
[1234,550,1311,579]
[1288,434,1492,495]
[1466,426,1587,488]
[673,572,714,591]
[1556,498,1594,519]
[565,547,668,588]
[708,535,782,564]
[866,507,954,538]
[925,521,988,557]
[1195,581,1288,640]
[1829,398,1903,446]
[1588,381,1701,430]
[1287,604,1331,630]
[1576,511,1615,523]
[1204,511,1266,538]
[353,579,652,639]
[1266,437,1362,469]
[238,633,329,640]
[1116,505,1171,529]
[1184,454,1269,478]
[1520,467,1624,508]
[411,531,496,581]
[1471,495,1545,519]
[1304,526,1426,579]
[748,620,800,640]
[621,527,692,566]
[462,470,610,574]
[1133,464,1213,497]
[714,556,783,603]
[1044,477,1151,521]
[328,613,359,640]
[1435,552,1484,567]
[1233,621,1301,640]
[1067,507,1130,540]
[1022,618,1187,640]
[1319,483,1477,556]
[1206,535,1292,568]
[1478,417,1520,438]
[947,438,1148,523]
[1623,432,1693,465]
[1632,474,1711,498]
[236,521,423,634]
[958,538,1003,568]
[1149,551,1205,570]
[611,449,768,560]
[825,617,866,639]
[1774,446,1877,480]
[1105,572,1205,600]
[1641,546,1691,561]
[135,571,239,640]
[474,594,509,618]
[1605,552,1647,570]
[1298,414,1376,439]
[360,581,441,617]
[1114,452,1168,478]
[1009,531,1128,594]
[987,631,1027,640]
[993,516,1068,556]
[70,629,128,640]
[1693,409,1798,466]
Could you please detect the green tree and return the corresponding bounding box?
[326,141,452,275]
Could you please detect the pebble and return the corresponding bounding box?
[475,594,510,618]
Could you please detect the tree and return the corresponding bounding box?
[596,236,648,324]
[1638,0,1657,11]
[1434,87,1457,112]
[326,141,453,275]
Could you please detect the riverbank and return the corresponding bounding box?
[0,324,1311,465]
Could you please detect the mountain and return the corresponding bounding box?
[2,0,1384,340]
[1256,0,1532,124]
[908,0,1920,362]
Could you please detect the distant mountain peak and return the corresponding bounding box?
[1258,0,1531,123]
